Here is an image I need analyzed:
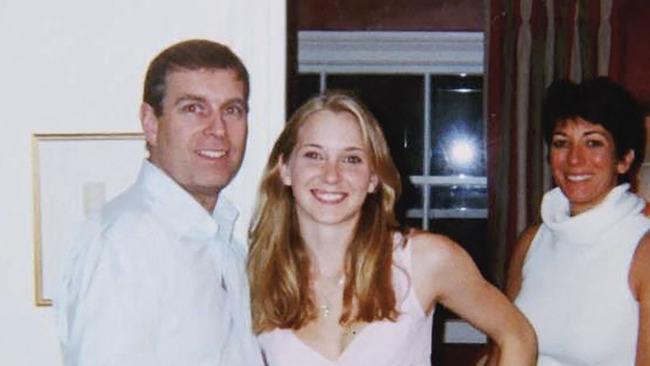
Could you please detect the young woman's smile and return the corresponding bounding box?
[280,109,378,227]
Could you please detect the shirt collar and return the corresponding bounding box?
[136,160,239,240]
[213,191,239,243]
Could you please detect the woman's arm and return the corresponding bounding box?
[630,232,650,366]
[410,231,537,366]
[505,224,539,300]
[483,224,539,366]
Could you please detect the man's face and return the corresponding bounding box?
[141,68,248,210]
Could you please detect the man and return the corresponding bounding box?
[55,39,264,366]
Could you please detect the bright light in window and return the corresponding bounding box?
[449,138,476,167]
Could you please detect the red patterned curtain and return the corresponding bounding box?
[486,0,620,286]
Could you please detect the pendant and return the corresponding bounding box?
[320,302,331,317]
[314,274,343,318]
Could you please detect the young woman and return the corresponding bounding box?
[506,77,650,365]
[248,91,536,366]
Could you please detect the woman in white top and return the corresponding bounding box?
[506,77,650,365]
[248,91,536,365]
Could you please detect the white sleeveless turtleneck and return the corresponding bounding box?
[515,184,650,366]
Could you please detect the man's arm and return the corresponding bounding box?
[56,217,158,366]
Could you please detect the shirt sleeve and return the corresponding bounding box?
[55,214,160,366]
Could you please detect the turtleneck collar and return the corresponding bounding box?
[540,183,645,244]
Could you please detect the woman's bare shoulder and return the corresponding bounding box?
[406,229,480,310]
[408,229,463,256]
[407,229,474,276]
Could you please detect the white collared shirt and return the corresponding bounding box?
[55,161,263,366]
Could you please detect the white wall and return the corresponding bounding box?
[0,1,286,364]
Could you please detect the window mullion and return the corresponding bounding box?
[422,73,432,230]
[319,72,327,93]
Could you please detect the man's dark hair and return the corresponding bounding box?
[542,77,645,184]
[143,39,250,116]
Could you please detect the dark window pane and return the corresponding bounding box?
[427,76,487,265]
[294,74,321,112]
[429,76,484,176]
[430,186,487,210]
[327,74,424,221]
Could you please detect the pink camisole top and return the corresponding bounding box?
[257,233,434,366]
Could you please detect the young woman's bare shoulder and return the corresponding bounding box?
[408,229,470,274]
[408,229,484,309]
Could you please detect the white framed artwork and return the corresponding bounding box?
[31,133,145,306]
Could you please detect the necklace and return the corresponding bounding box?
[314,275,345,318]
[344,322,359,337]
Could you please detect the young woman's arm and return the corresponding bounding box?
[410,231,537,366]
[482,224,539,366]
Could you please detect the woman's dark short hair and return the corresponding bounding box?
[143,39,249,116]
[542,77,645,184]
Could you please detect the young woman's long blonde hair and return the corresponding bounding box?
[248,91,403,333]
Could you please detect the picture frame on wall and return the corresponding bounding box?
[31,133,145,306]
